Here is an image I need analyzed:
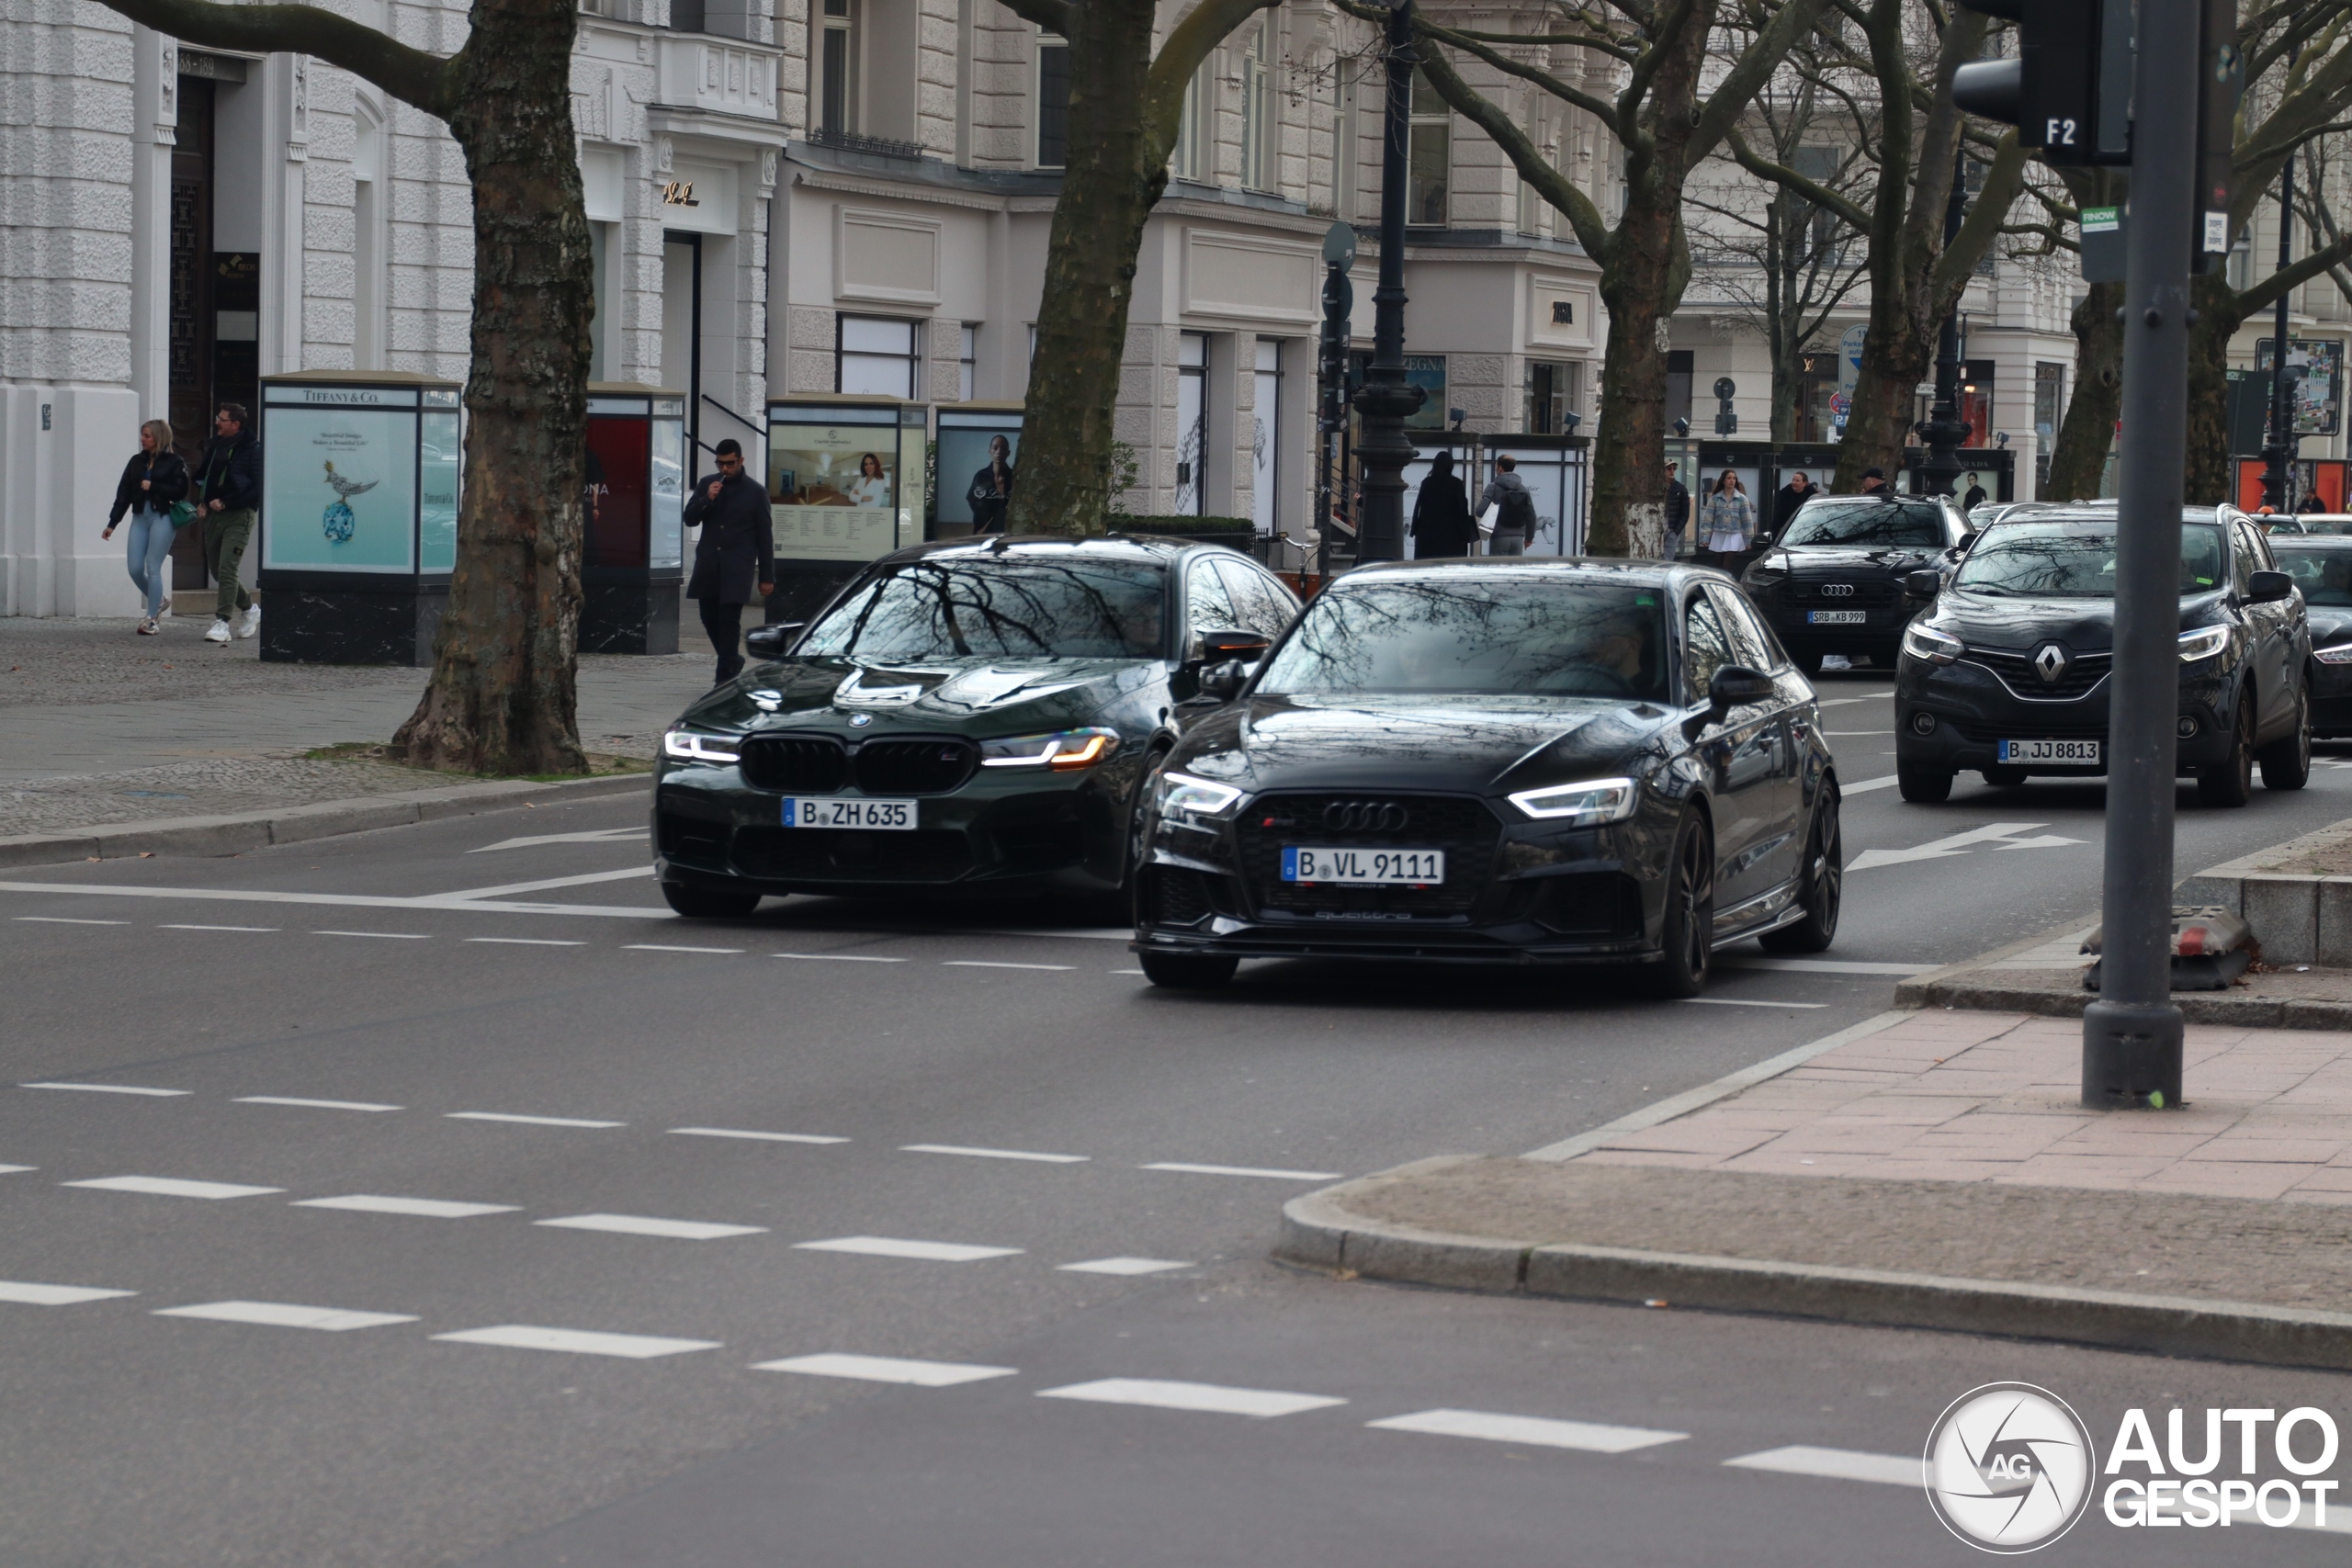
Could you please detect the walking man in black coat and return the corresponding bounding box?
[684,439,775,685]
[1408,449,1476,558]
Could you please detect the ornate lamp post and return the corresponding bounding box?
[1351,0,1425,562]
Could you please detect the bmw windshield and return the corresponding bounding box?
[1256,577,1670,700]
[1781,499,1946,547]
[1951,522,2228,598]
[800,556,1168,660]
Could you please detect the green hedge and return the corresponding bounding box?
[1111,514,1255,535]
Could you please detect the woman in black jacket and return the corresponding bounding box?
[103,420,190,634]
[1409,449,1476,558]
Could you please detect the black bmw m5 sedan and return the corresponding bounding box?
[1131,558,1845,996]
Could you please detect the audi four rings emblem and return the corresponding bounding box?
[1820,582,1855,597]
[1323,800,1410,833]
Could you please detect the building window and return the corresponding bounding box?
[1251,339,1283,534]
[1408,71,1450,227]
[1794,352,1840,443]
[1035,36,1070,168]
[838,315,921,399]
[353,108,385,370]
[2033,360,2064,446]
[1173,62,1210,182]
[1961,358,1995,447]
[956,324,978,400]
[820,0,856,136]
[1177,332,1207,515]
[1665,349,1694,430]
[1333,73,1358,220]
[670,0,704,29]
[1524,360,1581,434]
[1240,20,1274,191]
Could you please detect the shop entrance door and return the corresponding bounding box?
[169,76,216,594]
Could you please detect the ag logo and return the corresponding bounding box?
[1924,1382,2096,1552]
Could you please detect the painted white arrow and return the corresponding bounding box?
[1988,833,2086,852]
[469,828,650,853]
[1849,822,2057,872]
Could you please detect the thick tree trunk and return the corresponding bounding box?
[2183,271,2248,506]
[1004,0,1160,536]
[1835,317,1929,488]
[2044,280,2123,501]
[390,0,594,773]
[1590,256,1674,557]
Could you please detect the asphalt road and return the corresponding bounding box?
[6,670,2350,1565]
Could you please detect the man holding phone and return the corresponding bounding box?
[683,439,775,685]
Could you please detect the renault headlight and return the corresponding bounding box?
[1507,776,1639,824]
[662,728,741,763]
[1900,622,1963,666]
[2177,625,2231,663]
[1158,771,1246,818]
[978,728,1122,771]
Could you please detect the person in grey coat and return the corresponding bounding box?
[683,439,775,685]
[1479,456,1537,556]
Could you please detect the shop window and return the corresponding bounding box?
[1408,70,1450,226]
[1035,37,1070,168]
[958,323,978,401]
[1961,359,1995,447]
[1177,332,1208,515]
[1524,360,1581,434]
[1251,339,1283,534]
[1665,350,1694,430]
[839,316,921,399]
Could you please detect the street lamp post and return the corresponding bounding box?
[1351,0,1424,563]
[1913,149,1973,499]
[2261,151,2300,513]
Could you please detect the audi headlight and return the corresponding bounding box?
[1158,771,1245,818]
[2315,642,2352,666]
[662,728,741,763]
[1900,623,1963,666]
[1507,776,1639,824]
[2177,625,2231,663]
[978,728,1122,771]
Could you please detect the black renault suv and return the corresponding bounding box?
[1894,502,2311,807]
[1740,493,1970,676]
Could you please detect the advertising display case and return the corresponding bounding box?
[933,403,1023,538]
[581,384,687,654]
[764,398,929,623]
[255,371,463,665]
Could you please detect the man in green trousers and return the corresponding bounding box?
[194,402,263,645]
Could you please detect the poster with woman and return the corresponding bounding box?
[768,418,904,561]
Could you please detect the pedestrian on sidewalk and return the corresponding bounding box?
[1409,449,1475,558]
[193,403,263,645]
[103,418,190,636]
[1770,468,1816,542]
[684,438,775,687]
[1699,469,1755,569]
[1663,461,1690,558]
[1479,455,1537,556]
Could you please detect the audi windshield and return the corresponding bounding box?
[1781,499,1947,547]
[1255,577,1669,700]
[1951,522,2228,598]
[798,556,1168,660]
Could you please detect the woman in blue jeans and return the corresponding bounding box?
[104,420,189,635]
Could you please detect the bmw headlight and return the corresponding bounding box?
[2177,625,2231,663]
[2315,642,2352,666]
[662,728,741,763]
[1158,771,1246,818]
[1900,623,1963,666]
[978,728,1122,771]
[1507,776,1639,824]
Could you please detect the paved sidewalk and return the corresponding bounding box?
[1893,920,2352,1029]
[0,615,707,834]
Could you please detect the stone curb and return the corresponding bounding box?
[0,773,650,869]
[1275,1158,2352,1371]
[1890,971,2352,1030]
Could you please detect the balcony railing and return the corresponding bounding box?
[806,127,924,162]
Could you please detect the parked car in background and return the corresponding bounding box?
[2267,534,2352,738]
[2265,513,2352,536]
[1740,492,1972,676]
[1894,502,2311,807]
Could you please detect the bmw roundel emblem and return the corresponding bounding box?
[849,712,873,727]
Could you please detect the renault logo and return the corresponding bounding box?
[2033,643,2069,683]
[1323,800,1411,834]
[1819,583,1855,597]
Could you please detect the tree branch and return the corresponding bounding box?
[1688,0,1838,164]
[1413,36,1615,265]
[2232,227,2352,317]
[94,0,455,117]
[992,0,1075,40]
[1149,0,1283,92]
[1721,126,1873,231]
[1930,129,2024,300]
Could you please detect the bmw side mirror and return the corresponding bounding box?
[1195,628,1272,665]
[1707,665,1775,712]
[744,622,804,660]
[1905,570,1943,597]
[2248,570,2295,604]
[1199,659,1250,702]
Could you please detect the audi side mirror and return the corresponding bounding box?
[1198,659,1250,702]
[1707,665,1775,712]
[2248,570,2295,604]
[1195,628,1272,665]
[1905,570,1943,598]
[744,622,805,660]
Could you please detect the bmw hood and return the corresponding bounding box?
[1170,694,1670,794]
[681,655,1148,732]
[1927,589,2233,653]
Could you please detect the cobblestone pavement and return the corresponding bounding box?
[0,615,711,832]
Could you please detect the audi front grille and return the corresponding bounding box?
[1233,793,1502,918]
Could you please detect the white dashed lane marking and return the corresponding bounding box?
[624,943,743,954]
[154,1300,418,1332]
[942,961,1074,972]
[753,1353,1018,1387]
[794,1235,1023,1263]
[14,916,128,925]
[1723,1446,1918,1486]
[1141,1162,1345,1181]
[431,1325,719,1359]
[1035,1379,1347,1418]
[236,1096,402,1113]
[21,1082,187,1098]
[670,1126,849,1145]
[1057,1257,1193,1276]
[446,1111,624,1129]
[294,1195,521,1219]
[465,937,584,947]
[314,931,431,940]
[1683,998,1828,1010]
[0,1280,136,1306]
[534,1213,766,1241]
[63,1176,283,1200]
[774,952,909,963]
[900,1144,1088,1165]
[1367,1408,1687,1453]
[0,1165,34,1175]
[160,924,278,932]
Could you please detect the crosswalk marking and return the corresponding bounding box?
[534,1213,766,1241]
[63,1176,283,1200]
[1141,1162,1344,1181]
[447,1111,624,1129]
[21,1081,187,1098]
[1367,1408,1687,1453]
[1057,1257,1193,1276]
[0,1280,135,1306]
[236,1096,403,1113]
[794,1235,1023,1263]
[1723,1445,1919,1485]
[753,1353,1018,1387]
[1035,1378,1347,1418]
[900,1144,1089,1164]
[154,1301,418,1332]
[669,1127,849,1145]
[432,1325,719,1359]
[294,1195,521,1219]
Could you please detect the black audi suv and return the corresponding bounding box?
[1741,492,1971,676]
[2268,534,2352,738]
[1894,502,2311,806]
[1130,558,1843,997]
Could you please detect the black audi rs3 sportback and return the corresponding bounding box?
[1740,492,1971,676]
[1894,502,2312,806]
[1130,558,1844,997]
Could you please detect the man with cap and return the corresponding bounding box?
[1857,467,1889,495]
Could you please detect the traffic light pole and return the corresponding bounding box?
[1914,148,1973,499]
[2261,151,2298,513]
[2083,0,2198,1109]
[1351,0,1423,564]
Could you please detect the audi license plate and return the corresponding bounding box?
[1996,739,2102,766]
[1806,610,1868,625]
[783,797,917,829]
[1282,846,1445,885]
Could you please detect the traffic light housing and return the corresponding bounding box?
[1951,0,2132,166]
[1317,268,1353,434]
